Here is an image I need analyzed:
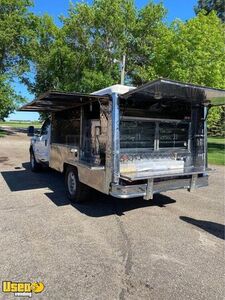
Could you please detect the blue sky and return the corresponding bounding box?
[7,0,196,121]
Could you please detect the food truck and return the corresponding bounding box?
[20,78,225,202]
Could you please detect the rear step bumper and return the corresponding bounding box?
[110,174,208,199]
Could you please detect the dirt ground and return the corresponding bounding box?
[0,129,224,300]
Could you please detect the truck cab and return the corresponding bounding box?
[29,118,51,170]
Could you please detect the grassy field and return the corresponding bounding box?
[0,121,41,128]
[208,137,225,165]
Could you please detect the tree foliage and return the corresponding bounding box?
[28,0,168,93]
[195,0,225,22]
[30,2,225,92]
[157,11,225,88]
[0,0,38,76]
[0,76,23,120]
[207,106,225,136]
[0,0,39,118]
[21,14,58,95]
[0,0,224,135]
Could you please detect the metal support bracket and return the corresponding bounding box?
[144,178,154,200]
[111,93,120,183]
[189,174,198,192]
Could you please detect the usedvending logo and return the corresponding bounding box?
[2,281,44,298]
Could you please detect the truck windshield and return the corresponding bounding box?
[40,119,50,136]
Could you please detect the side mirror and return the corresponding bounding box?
[27,126,34,137]
[95,126,101,136]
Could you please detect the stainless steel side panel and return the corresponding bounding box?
[49,143,79,172]
[49,143,108,194]
[76,164,107,193]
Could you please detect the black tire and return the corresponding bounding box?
[65,166,89,203]
[30,150,42,172]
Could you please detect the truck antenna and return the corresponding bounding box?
[120,54,126,85]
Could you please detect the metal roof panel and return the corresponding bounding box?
[121,78,225,106]
[19,90,110,112]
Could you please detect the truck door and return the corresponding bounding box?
[35,119,51,163]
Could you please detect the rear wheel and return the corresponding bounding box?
[30,151,42,172]
[65,166,89,203]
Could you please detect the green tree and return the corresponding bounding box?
[195,0,225,22]
[55,0,137,91]
[0,76,23,120]
[22,14,59,95]
[128,2,169,84]
[157,11,225,88]
[155,11,225,136]
[207,106,225,136]
[0,0,38,119]
[29,0,169,94]
[23,1,225,136]
[0,0,38,76]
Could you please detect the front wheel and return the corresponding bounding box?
[30,151,42,172]
[65,166,89,203]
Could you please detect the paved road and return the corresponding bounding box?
[0,130,224,300]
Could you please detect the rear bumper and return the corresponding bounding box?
[110,174,208,199]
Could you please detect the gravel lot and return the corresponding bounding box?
[0,130,224,300]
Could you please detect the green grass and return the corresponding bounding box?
[0,121,41,128]
[208,137,225,165]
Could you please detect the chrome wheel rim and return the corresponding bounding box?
[68,171,76,195]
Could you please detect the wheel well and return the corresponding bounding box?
[63,163,78,174]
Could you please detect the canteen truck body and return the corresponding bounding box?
[20,78,225,202]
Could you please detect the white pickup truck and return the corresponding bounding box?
[22,79,224,203]
[29,118,51,171]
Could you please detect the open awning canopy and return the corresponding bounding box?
[19,91,110,112]
[19,78,225,112]
[121,78,225,106]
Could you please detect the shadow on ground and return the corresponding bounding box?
[0,127,39,135]
[208,143,224,151]
[1,161,176,217]
[0,156,9,163]
[208,142,225,159]
[47,191,175,217]
[1,162,64,192]
[0,128,16,137]
[180,216,224,240]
